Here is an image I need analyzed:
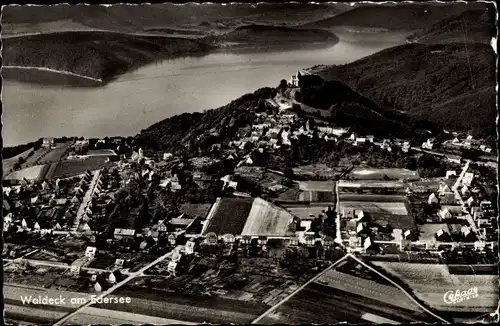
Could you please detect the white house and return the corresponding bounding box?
[85,246,96,258]
[108,273,116,284]
[461,225,472,237]
[461,185,470,196]
[438,207,451,220]
[428,193,439,205]
[446,170,457,179]
[114,228,136,240]
[422,139,434,150]
[185,241,195,255]
[436,228,449,240]
[42,137,55,148]
[462,173,474,187]
[438,183,451,195]
[402,141,411,153]
[355,137,366,146]
[356,223,366,235]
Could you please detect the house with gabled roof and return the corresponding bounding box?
[428,193,439,205]
[438,207,452,220]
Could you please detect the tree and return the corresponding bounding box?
[279,79,288,90]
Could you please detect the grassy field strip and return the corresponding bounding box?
[339,194,409,202]
[251,253,349,324]
[4,284,93,308]
[241,198,292,236]
[93,296,258,324]
[6,164,46,180]
[352,256,450,323]
[4,304,66,324]
[2,147,34,173]
[54,247,180,326]
[284,206,329,220]
[372,262,499,312]
[339,201,408,215]
[338,180,404,188]
[66,306,197,325]
[361,312,399,324]
[297,181,335,191]
[315,270,423,312]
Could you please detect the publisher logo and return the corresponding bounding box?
[443,287,478,304]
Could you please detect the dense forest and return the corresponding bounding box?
[2,32,213,82]
[292,78,427,137]
[2,140,42,159]
[135,87,276,154]
[310,42,496,138]
[301,2,479,30]
[406,8,496,44]
[206,24,339,45]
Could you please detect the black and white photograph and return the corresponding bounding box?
[0,1,498,325]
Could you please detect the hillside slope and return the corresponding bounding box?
[136,76,428,155]
[1,3,351,35]
[207,24,339,45]
[406,8,496,44]
[136,88,276,153]
[301,3,474,30]
[291,79,418,137]
[2,31,212,83]
[309,43,496,137]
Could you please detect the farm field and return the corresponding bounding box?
[297,181,335,192]
[2,147,34,173]
[264,283,437,324]
[283,205,330,220]
[3,284,91,324]
[349,168,419,181]
[44,162,60,180]
[372,262,499,313]
[65,306,196,325]
[339,201,409,215]
[315,269,424,312]
[23,147,50,166]
[5,303,68,324]
[447,264,498,275]
[104,286,268,324]
[261,256,439,324]
[241,198,293,237]
[180,203,212,219]
[203,197,253,235]
[418,224,449,241]
[5,164,47,181]
[87,149,116,156]
[40,143,70,162]
[52,156,110,178]
[298,190,334,202]
[339,194,408,202]
[338,180,404,189]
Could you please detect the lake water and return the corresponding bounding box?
[2,40,399,146]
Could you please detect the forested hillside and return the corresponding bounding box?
[406,8,496,44]
[309,42,496,137]
[2,31,212,82]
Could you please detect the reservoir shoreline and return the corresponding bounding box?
[2,40,401,146]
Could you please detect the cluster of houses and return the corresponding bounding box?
[445,134,493,153]
[3,167,122,240]
[428,169,495,242]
